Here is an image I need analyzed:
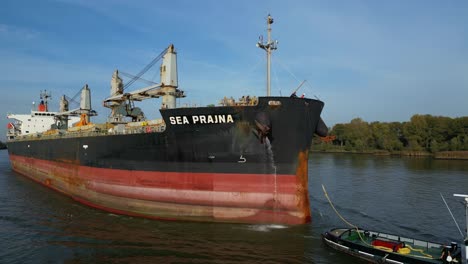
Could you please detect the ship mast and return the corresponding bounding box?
[257,14,278,96]
[39,90,51,112]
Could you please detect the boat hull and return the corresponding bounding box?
[322,228,460,264]
[8,97,324,224]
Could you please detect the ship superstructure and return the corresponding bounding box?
[7,91,80,140]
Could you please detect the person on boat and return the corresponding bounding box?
[440,243,457,263]
[440,245,448,259]
[290,92,298,98]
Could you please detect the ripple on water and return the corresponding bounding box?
[1,151,468,263]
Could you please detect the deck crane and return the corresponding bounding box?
[103,44,185,124]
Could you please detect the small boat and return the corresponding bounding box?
[322,227,461,263]
[321,186,468,263]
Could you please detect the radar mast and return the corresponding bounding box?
[257,14,278,96]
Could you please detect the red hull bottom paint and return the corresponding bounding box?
[9,154,311,224]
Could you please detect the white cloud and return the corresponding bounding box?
[0,24,40,40]
[1,0,467,139]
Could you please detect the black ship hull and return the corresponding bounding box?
[8,97,325,224]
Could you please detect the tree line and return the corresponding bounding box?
[314,114,468,153]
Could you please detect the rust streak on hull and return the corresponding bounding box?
[10,154,310,224]
[295,150,311,223]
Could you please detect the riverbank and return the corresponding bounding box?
[434,151,468,160]
[311,149,468,160]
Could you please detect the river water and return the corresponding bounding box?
[1,149,467,263]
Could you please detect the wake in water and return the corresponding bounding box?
[245,224,289,232]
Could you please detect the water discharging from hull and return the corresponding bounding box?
[265,138,278,207]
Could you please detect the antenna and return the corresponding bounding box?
[39,90,52,112]
[454,194,468,238]
[441,193,464,239]
[257,14,278,96]
[291,80,306,96]
[453,194,468,264]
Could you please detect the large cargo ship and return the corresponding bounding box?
[6,15,327,224]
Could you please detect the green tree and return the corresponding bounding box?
[426,115,451,152]
[388,122,404,151]
[370,122,403,151]
[343,118,371,151]
[449,136,461,151]
[403,115,428,151]
[316,114,468,153]
[451,117,468,150]
[330,124,346,147]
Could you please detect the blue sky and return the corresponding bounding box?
[1,0,467,139]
